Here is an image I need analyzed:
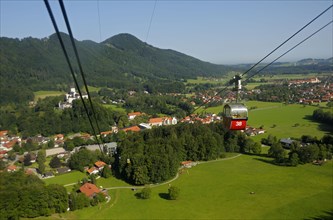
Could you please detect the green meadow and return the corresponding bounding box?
[51,155,332,220]
[197,101,333,140]
[85,86,102,93]
[103,104,127,113]
[186,76,227,84]
[33,90,65,101]
[43,171,86,186]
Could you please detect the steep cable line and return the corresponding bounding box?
[44,0,104,153]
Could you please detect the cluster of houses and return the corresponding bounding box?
[0,130,20,158]
[297,82,333,104]
[247,77,333,104]
[86,160,108,175]
[287,77,321,86]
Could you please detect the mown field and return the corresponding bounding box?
[49,155,332,220]
[103,104,127,113]
[33,90,65,101]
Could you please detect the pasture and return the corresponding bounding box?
[197,101,332,140]
[52,154,332,220]
[34,90,65,101]
[103,104,127,113]
[43,170,86,186]
[186,76,228,85]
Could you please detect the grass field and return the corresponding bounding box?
[51,154,332,220]
[86,86,101,93]
[103,104,127,113]
[43,171,87,186]
[197,101,333,140]
[186,76,227,85]
[34,90,65,101]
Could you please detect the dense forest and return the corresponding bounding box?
[113,122,261,185]
[0,96,125,137]
[0,171,68,219]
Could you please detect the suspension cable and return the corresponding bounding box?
[44,0,103,153]
[240,4,333,77]
[58,0,104,150]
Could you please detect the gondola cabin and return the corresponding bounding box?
[223,103,248,130]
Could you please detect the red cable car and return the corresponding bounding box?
[223,103,248,130]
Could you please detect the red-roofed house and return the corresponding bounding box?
[79,183,101,198]
[122,126,141,132]
[7,165,17,172]
[0,130,8,138]
[181,161,196,168]
[87,167,99,175]
[149,118,163,126]
[54,134,64,141]
[100,130,113,137]
[163,117,178,125]
[128,112,142,120]
[95,161,106,171]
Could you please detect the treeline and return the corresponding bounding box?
[124,94,193,118]
[312,109,333,125]
[114,122,260,185]
[246,84,298,103]
[0,171,68,219]
[0,96,128,137]
[264,134,333,166]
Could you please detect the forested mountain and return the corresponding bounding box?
[0,33,229,104]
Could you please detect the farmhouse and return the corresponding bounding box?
[122,126,141,132]
[280,138,295,148]
[149,118,163,126]
[95,161,106,171]
[7,165,17,172]
[87,167,99,175]
[128,112,142,120]
[79,183,101,198]
[181,161,197,168]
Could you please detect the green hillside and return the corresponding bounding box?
[0,33,229,104]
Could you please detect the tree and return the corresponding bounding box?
[251,142,262,154]
[168,186,180,200]
[298,144,319,163]
[46,184,68,213]
[67,148,97,172]
[289,152,299,166]
[23,154,32,166]
[47,139,55,148]
[37,150,46,174]
[69,192,90,211]
[101,166,112,178]
[49,156,62,168]
[90,174,97,184]
[268,142,286,163]
[64,139,75,151]
[139,187,152,199]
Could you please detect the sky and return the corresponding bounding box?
[1,0,332,64]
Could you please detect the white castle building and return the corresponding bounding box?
[59,88,88,109]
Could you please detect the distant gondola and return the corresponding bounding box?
[222,103,248,130]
